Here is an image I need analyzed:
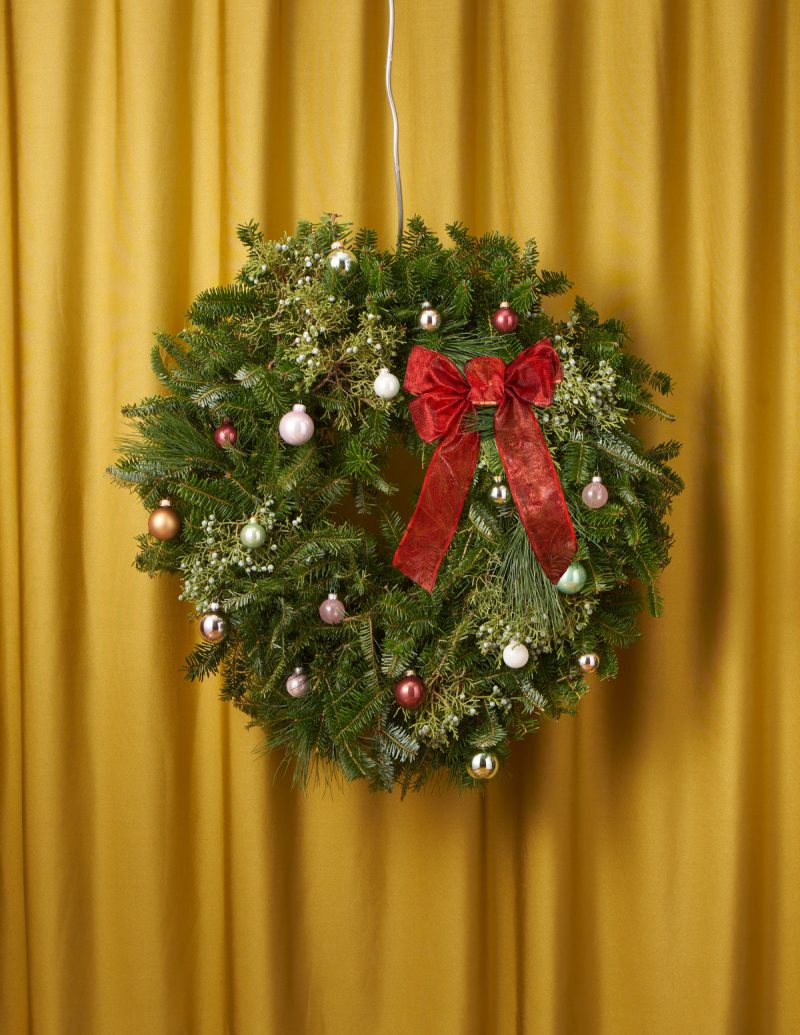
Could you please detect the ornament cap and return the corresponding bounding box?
[331,240,344,250]
[158,498,172,507]
[499,300,510,308]
[327,592,338,600]
[379,366,389,374]
[293,666,304,675]
[292,403,307,412]
[421,300,432,309]
[209,602,220,612]
[404,668,416,677]
[592,474,603,483]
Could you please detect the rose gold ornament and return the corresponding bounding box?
[393,671,427,709]
[578,652,600,673]
[199,604,228,643]
[214,418,238,447]
[319,592,345,625]
[491,301,519,334]
[467,752,500,780]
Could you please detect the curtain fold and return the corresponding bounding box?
[1,1,798,1032]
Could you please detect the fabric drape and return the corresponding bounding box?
[1,1,798,1033]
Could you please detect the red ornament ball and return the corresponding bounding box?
[491,301,519,334]
[214,418,238,447]
[394,672,427,710]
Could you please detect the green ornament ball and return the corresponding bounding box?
[557,561,587,594]
[239,519,267,549]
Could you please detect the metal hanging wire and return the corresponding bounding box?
[386,0,404,248]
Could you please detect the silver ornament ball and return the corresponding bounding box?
[417,301,442,332]
[467,752,500,781]
[286,666,309,698]
[578,652,600,674]
[490,480,509,505]
[239,518,267,548]
[327,241,357,276]
[199,604,228,643]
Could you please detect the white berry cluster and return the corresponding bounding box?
[543,323,623,437]
[413,681,513,748]
[178,501,280,613]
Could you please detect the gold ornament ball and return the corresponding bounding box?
[467,752,500,781]
[417,301,442,332]
[578,652,600,673]
[199,605,228,644]
[148,499,181,540]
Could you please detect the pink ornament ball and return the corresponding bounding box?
[393,672,427,710]
[279,404,315,445]
[581,476,609,509]
[214,418,238,447]
[491,301,519,334]
[319,592,345,625]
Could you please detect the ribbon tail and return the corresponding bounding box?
[495,399,577,582]
[393,431,481,592]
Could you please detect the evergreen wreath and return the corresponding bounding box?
[110,215,683,792]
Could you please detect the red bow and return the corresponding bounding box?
[392,340,577,591]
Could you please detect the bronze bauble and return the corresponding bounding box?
[148,499,181,540]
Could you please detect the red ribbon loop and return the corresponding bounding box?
[393,340,577,591]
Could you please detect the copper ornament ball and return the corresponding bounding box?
[394,671,427,710]
[148,499,181,540]
[578,652,600,674]
[491,301,519,334]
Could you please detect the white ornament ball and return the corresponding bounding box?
[279,403,315,445]
[373,367,401,400]
[502,641,530,669]
[239,518,267,548]
[286,666,309,698]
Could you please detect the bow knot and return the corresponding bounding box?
[393,339,577,591]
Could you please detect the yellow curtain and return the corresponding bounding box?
[2,1,799,1031]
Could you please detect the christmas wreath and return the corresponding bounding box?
[110,216,682,791]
